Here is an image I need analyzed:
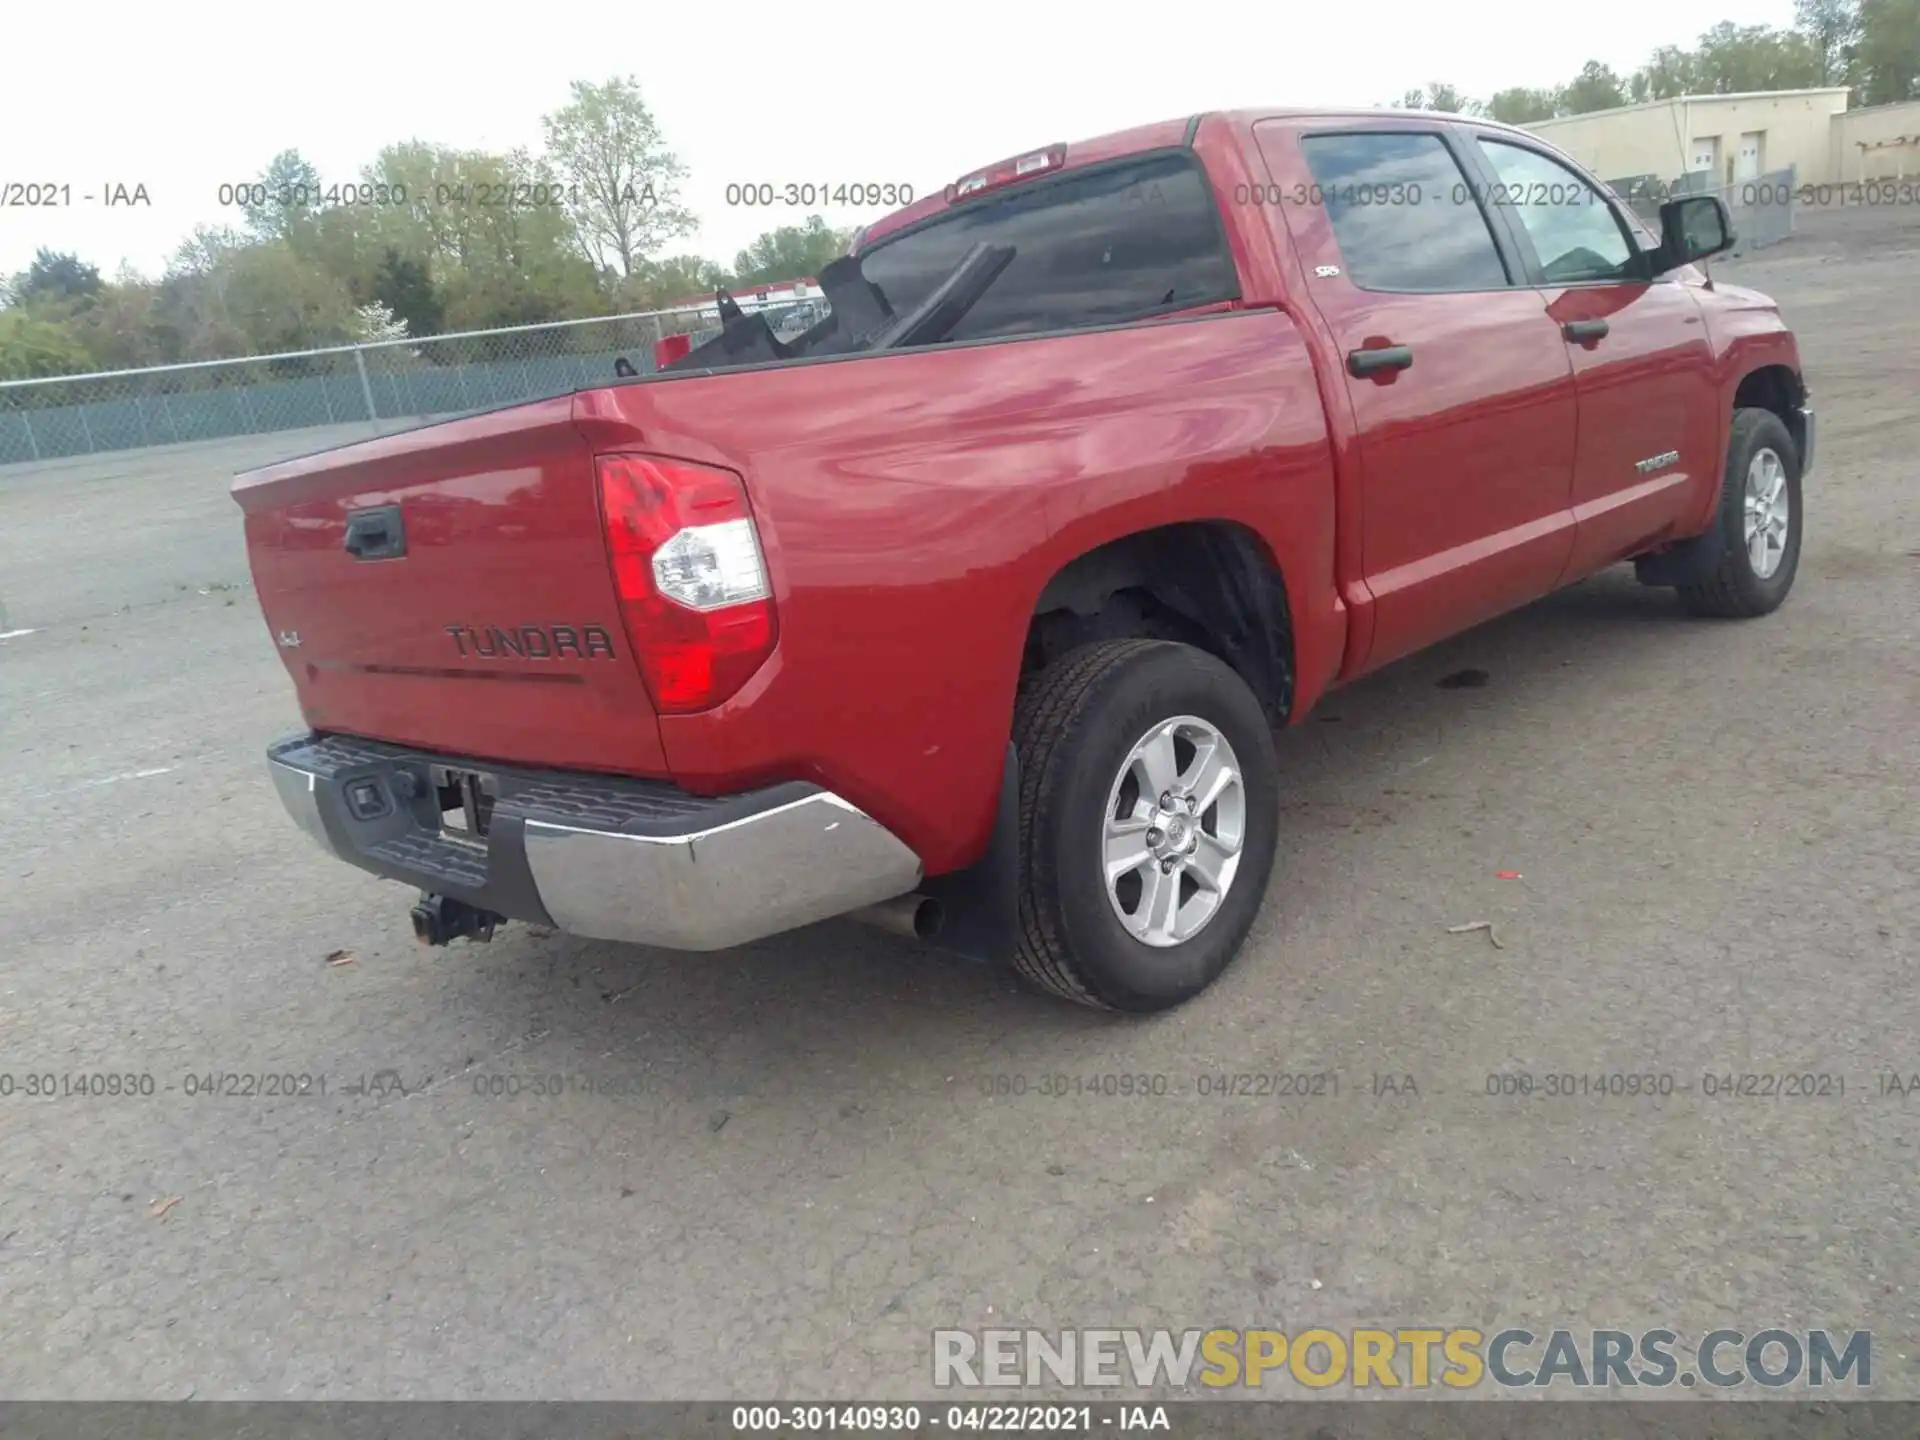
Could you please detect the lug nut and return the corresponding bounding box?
[1146,828,1163,845]
[1160,792,1174,809]
[1160,859,1176,874]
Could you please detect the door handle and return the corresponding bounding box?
[1562,319,1610,343]
[343,505,407,560]
[1347,344,1413,377]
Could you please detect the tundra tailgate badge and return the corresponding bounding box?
[446,624,619,660]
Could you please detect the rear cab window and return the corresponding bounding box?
[855,151,1241,342]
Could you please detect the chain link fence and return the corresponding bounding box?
[0,297,822,467]
[1606,165,1798,255]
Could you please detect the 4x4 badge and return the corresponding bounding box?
[278,631,302,649]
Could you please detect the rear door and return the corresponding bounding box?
[1464,132,1720,580]
[1253,120,1579,672]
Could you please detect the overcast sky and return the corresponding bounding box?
[1,0,1799,284]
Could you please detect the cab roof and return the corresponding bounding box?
[855,108,1540,250]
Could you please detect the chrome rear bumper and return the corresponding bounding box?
[267,733,923,951]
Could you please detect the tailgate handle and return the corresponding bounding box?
[343,505,406,560]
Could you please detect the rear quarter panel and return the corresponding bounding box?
[573,311,1338,873]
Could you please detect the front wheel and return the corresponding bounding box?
[1677,407,1803,618]
[1010,640,1280,1012]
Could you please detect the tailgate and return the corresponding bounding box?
[232,396,669,777]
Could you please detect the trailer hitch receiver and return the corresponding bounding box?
[411,893,504,946]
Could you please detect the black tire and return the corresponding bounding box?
[1677,408,1803,618]
[1010,639,1280,1012]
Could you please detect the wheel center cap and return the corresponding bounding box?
[1163,814,1192,850]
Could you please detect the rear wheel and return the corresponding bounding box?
[1677,408,1803,618]
[1010,639,1279,1012]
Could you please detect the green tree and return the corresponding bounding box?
[1691,21,1826,92]
[155,225,250,360]
[11,248,104,310]
[1392,83,1480,113]
[66,277,170,370]
[624,253,732,309]
[151,272,249,363]
[1428,83,1481,114]
[221,242,359,353]
[1487,86,1563,123]
[168,223,246,277]
[371,248,444,336]
[541,76,697,277]
[1796,0,1864,83]
[359,142,603,330]
[1632,44,1702,100]
[0,309,96,379]
[244,149,325,245]
[731,217,855,288]
[1562,60,1629,113]
[1855,0,1920,101]
[357,142,482,275]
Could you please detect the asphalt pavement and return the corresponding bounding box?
[0,204,1915,1401]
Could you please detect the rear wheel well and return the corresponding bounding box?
[1022,523,1295,727]
[1734,365,1807,464]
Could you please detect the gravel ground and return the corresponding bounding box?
[0,204,1915,1403]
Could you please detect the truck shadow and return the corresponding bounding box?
[428,564,1710,1106]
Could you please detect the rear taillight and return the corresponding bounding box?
[595,453,777,714]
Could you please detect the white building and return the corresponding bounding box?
[1829,101,1920,184]
[1522,88,1858,187]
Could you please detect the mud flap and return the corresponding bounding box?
[1634,523,1728,588]
[920,744,1021,966]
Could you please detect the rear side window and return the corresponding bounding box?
[855,152,1238,343]
[1299,132,1511,292]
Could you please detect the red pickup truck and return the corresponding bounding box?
[235,108,1812,1012]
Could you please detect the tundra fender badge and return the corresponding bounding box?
[277,631,302,649]
[1635,450,1680,475]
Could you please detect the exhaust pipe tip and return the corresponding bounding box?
[909,896,944,941]
[846,893,945,942]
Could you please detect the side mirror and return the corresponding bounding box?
[1650,195,1735,275]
